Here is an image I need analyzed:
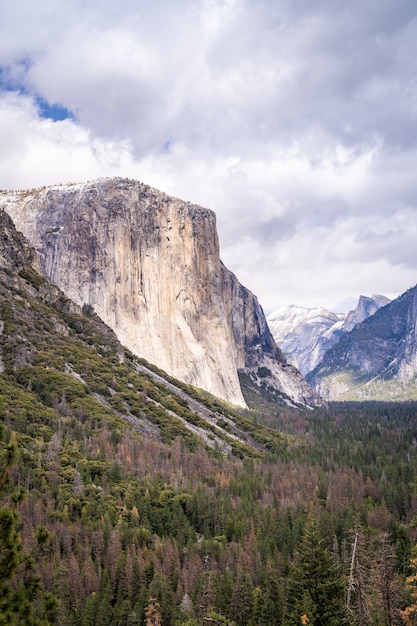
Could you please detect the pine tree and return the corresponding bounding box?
[284,510,346,626]
[230,571,254,626]
[260,570,283,626]
[148,572,176,624]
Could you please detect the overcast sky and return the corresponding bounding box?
[1,0,417,314]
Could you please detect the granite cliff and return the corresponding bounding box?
[343,294,390,332]
[1,177,320,408]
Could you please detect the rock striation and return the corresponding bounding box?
[1,178,320,408]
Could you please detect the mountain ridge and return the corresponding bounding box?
[0,206,294,456]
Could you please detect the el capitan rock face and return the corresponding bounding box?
[1,178,320,408]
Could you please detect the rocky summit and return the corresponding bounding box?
[1,177,320,408]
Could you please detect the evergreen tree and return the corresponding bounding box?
[230,572,254,626]
[95,569,114,626]
[217,569,234,618]
[260,570,283,626]
[148,572,176,625]
[284,510,346,626]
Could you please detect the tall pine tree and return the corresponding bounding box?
[284,509,346,626]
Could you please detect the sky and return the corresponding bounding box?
[1,0,417,314]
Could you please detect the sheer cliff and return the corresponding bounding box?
[1,178,320,408]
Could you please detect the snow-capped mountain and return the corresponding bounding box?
[267,305,346,375]
[267,295,390,376]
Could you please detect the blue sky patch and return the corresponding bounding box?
[36,96,74,122]
[0,64,74,122]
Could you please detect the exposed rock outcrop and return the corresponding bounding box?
[1,178,321,408]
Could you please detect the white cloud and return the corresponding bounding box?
[1,0,417,314]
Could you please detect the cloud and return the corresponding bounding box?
[1,0,417,313]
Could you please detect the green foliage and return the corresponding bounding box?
[257,366,272,378]
[17,266,46,290]
[284,509,346,625]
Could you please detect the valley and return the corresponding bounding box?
[1,183,417,625]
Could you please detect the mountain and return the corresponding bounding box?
[307,285,417,400]
[0,177,320,409]
[0,206,297,457]
[267,305,346,375]
[267,295,390,376]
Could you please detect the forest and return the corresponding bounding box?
[3,362,417,625]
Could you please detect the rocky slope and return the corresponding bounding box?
[267,295,390,376]
[1,178,320,408]
[307,285,417,400]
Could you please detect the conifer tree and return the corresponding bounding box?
[230,571,254,626]
[284,509,346,626]
[401,551,417,625]
[260,570,283,626]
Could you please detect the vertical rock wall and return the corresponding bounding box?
[1,178,320,408]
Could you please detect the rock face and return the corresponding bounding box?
[0,207,122,374]
[1,178,320,408]
[307,286,417,400]
[343,294,390,332]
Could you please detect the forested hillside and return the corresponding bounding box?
[2,209,417,625]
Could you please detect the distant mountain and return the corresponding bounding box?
[267,306,345,375]
[307,285,417,400]
[267,295,389,376]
